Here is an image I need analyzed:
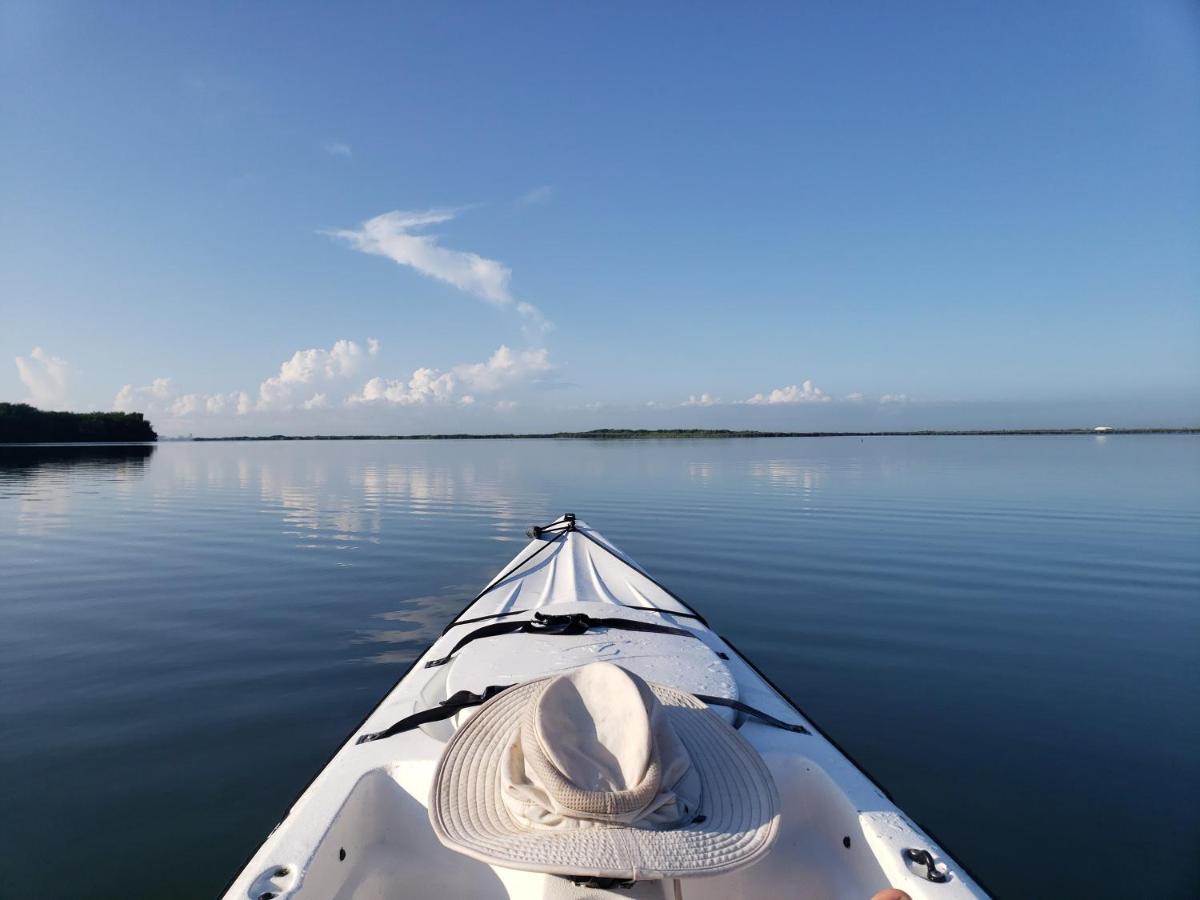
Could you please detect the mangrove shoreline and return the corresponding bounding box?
[185,427,1198,442]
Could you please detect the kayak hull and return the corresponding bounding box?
[224,515,987,899]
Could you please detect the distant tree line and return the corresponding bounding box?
[190,426,1198,442]
[0,403,157,443]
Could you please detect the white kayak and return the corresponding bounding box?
[224,514,988,899]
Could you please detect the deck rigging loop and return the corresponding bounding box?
[526,512,576,539]
[904,848,949,883]
[424,611,698,668]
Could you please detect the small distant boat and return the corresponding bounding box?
[224,515,988,899]
[1093,426,1115,433]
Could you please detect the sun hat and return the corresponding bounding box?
[428,661,780,881]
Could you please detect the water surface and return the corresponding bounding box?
[2,436,1197,898]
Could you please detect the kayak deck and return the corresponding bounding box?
[224,515,986,899]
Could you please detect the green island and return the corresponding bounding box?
[0,403,157,443]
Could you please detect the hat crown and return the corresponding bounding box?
[534,662,655,793]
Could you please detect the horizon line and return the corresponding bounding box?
[165,426,1200,443]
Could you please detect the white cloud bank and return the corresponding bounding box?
[746,380,831,405]
[14,347,71,408]
[109,339,551,426]
[349,345,551,407]
[678,381,914,408]
[113,338,379,418]
[257,338,377,410]
[326,208,548,334]
[114,377,253,418]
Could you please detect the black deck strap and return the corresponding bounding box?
[693,694,811,734]
[424,612,697,668]
[442,608,529,634]
[356,684,513,745]
[357,682,809,746]
[447,604,704,634]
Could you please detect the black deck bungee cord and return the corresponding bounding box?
[445,605,706,631]
[424,611,699,668]
[466,521,570,602]
[356,685,511,744]
[356,683,809,745]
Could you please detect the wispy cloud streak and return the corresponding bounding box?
[326,208,548,334]
[517,185,552,207]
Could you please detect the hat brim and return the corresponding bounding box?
[428,677,780,881]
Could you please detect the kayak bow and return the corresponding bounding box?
[224,514,988,899]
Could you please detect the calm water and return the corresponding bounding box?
[1,437,1197,898]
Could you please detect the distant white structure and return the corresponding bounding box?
[1093,425,1115,433]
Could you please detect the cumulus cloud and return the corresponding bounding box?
[257,338,375,410]
[879,393,910,405]
[171,394,202,416]
[15,347,70,408]
[745,380,831,405]
[682,392,719,407]
[455,345,550,393]
[348,345,551,407]
[327,208,548,334]
[323,141,352,158]
[495,399,519,412]
[112,385,136,412]
[353,369,456,406]
[114,378,248,418]
[845,392,865,402]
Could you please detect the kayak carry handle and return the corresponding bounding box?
[527,513,575,540]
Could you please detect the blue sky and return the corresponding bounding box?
[2,1,1197,435]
